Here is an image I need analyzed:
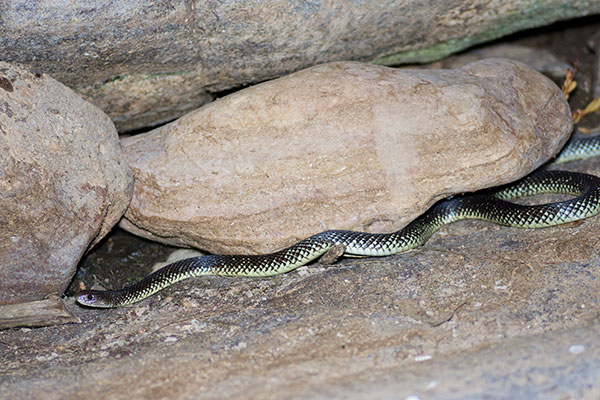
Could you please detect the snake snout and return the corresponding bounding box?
[75,291,106,307]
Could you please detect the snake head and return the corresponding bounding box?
[75,290,114,308]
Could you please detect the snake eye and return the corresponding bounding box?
[76,292,98,306]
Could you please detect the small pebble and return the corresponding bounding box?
[233,341,247,350]
[568,344,585,355]
[180,299,197,308]
[414,354,432,362]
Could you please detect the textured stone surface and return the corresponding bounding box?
[0,62,133,304]
[1,1,597,131]
[2,154,600,400]
[421,43,573,79]
[121,59,572,254]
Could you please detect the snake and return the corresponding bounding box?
[76,134,600,308]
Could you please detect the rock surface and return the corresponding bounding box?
[0,62,133,304]
[422,43,573,79]
[121,59,572,254]
[2,154,600,399]
[1,1,597,131]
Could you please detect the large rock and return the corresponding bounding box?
[1,1,597,131]
[0,62,133,305]
[120,59,572,254]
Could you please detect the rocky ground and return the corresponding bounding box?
[2,17,600,400]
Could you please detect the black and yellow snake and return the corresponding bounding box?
[76,135,600,308]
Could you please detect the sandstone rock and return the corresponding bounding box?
[422,44,573,79]
[0,62,133,304]
[121,59,572,254]
[0,297,80,329]
[1,1,597,131]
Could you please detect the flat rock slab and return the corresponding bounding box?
[0,62,133,304]
[0,298,79,330]
[121,59,572,254]
[1,1,598,130]
[2,155,600,398]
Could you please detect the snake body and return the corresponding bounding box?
[76,136,600,308]
[552,135,600,164]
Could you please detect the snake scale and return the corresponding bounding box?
[76,135,600,308]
